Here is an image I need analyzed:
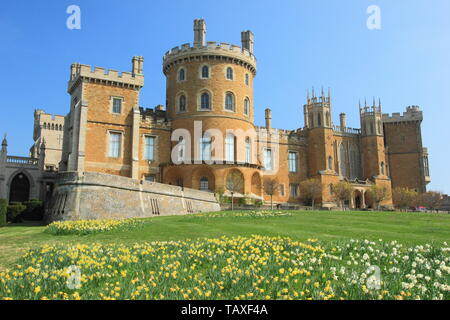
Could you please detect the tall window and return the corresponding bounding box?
[178,68,185,81]
[178,137,185,162]
[179,95,186,112]
[264,148,273,170]
[288,151,298,173]
[245,138,251,163]
[200,177,209,191]
[244,98,249,115]
[201,65,209,78]
[328,156,333,170]
[226,67,233,80]
[200,135,211,161]
[201,92,210,109]
[424,156,429,176]
[109,132,121,158]
[380,162,385,175]
[112,98,122,114]
[317,113,321,127]
[225,134,235,162]
[290,183,299,197]
[144,136,155,160]
[225,92,235,111]
[245,73,249,86]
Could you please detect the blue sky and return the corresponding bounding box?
[1,0,449,193]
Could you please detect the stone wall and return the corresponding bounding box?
[45,171,220,222]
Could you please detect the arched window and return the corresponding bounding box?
[43,123,47,129]
[51,123,55,130]
[200,92,210,110]
[245,137,251,163]
[370,123,374,135]
[225,92,235,111]
[328,156,333,170]
[317,113,321,127]
[200,177,209,191]
[339,144,348,177]
[177,137,185,162]
[244,98,249,115]
[225,133,235,162]
[179,95,186,112]
[201,65,209,78]
[245,73,249,86]
[380,162,385,175]
[226,67,233,80]
[178,68,185,81]
[326,112,330,127]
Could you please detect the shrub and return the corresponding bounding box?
[0,199,7,227]
[22,199,44,221]
[7,203,26,223]
[255,200,263,207]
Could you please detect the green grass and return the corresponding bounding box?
[0,210,449,270]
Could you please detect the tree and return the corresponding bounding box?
[332,182,353,210]
[392,187,418,211]
[263,179,279,210]
[215,187,225,204]
[367,185,390,210]
[418,191,443,212]
[226,171,244,211]
[299,179,322,209]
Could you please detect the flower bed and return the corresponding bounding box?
[45,218,144,235]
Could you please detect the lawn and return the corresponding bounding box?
[0,210,449,270]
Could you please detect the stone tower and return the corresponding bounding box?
[162,19,259,191]
[359,99,388,179]
[382,106,429,192]
[304,88,334,176]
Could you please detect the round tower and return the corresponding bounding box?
[161,19,261,192]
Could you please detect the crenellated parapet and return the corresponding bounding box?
[382,106,423,123]
[68,59,144,93]
[162,41,257,76]
[139,106,171,129]
[255,126,307,145]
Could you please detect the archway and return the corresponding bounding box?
[9,173,30,203]
[192,166,216,192]
[354,190,363,209]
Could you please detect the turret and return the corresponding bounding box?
[304,87,332,129]
[241,30,254,53]
[339,113,347,129]
[360,98,383,136]
[1,134,7,154]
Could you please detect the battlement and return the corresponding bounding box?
[68,59,144,92]
[332,125,361,136]
[382,106,423,123]
[163,41,257,75]
[139,106,171,128]
[255,126,307,144]
[360,105,382,116]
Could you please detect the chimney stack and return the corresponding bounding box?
[132,56,144,75]
[194,19,206,47]
[241,30,254,53]
[339,113,347,129]
[265,108,272,130]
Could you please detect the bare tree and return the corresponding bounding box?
[263,179,279,210]
[367,185,390,210]
[332,182,353,210]
[419,191,443,212]
[393,187,418,211]
[226,171,244,211]
[299,178,322,209]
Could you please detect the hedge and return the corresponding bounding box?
[7,202,26,223]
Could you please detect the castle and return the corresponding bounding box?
[0,19,430,220]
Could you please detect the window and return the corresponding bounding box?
[288,151,298,173]
[201,65,209,78]
[109,132,121,158]
[145,175,156,182]
[290,184,299,197]
[112,98,122,114]
[280,184,285,196]
[244,98,249,115]
[245,73,249,86]
[225,92,235,111]
[178,68,185,81]
[177,137,185,162]
[380,162,385,175]
[200,135,211,161]
[326,112,330,127]
[317,113,321,127]
[264,148,273,170]
[328,156,333,170]
[225,134,235,162]
[201,92,210,110]
[144,136,155,160]
[424,156,429,176]
[245,138,251,163]
[179,95,186,112]
[226,67,233,80]
[200,177,209,191]
[329,184,334,195]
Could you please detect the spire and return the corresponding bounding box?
[307,89,310,102]
[312,87,315,99]
[1,133,7,154]
[378,98,382,108]
[328,87,331,100]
